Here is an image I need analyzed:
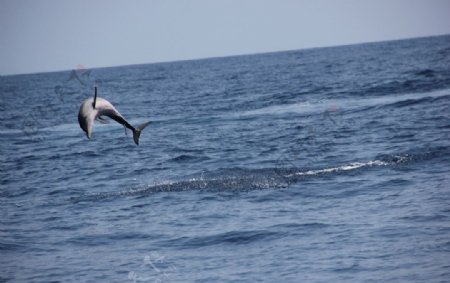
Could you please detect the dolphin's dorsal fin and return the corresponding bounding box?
[93,86,97,109]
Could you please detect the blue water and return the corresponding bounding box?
[1,35,450,282]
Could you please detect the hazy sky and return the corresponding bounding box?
[1,0,449,75]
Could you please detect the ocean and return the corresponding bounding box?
[1,34,449,282]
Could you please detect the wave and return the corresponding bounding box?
[239,88,450,117]
[70,148,442,203]
[161,229,279,249]
[157,222,335,248]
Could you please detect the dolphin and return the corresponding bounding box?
[78,87,151,145]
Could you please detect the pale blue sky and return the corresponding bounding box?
[1,0,449,75]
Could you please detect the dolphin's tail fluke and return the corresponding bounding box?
[133,121,151,145]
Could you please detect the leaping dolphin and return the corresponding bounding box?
[78,87,151,145]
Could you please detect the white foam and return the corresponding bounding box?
[287,159,389,177]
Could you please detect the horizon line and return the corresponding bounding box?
[2,33,449,77]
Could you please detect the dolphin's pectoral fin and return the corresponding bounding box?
[124,126,128,136]
[95,116,110,124]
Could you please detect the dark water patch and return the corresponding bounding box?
[414,69,436,78]
[66,232,155,247]
[398,214,449,222]
[161,229,279,249]
[168,154,209,162]
[372,177,412,190]
[387,96,434,108]
[270,222,332,230]
[0,240,28,252]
